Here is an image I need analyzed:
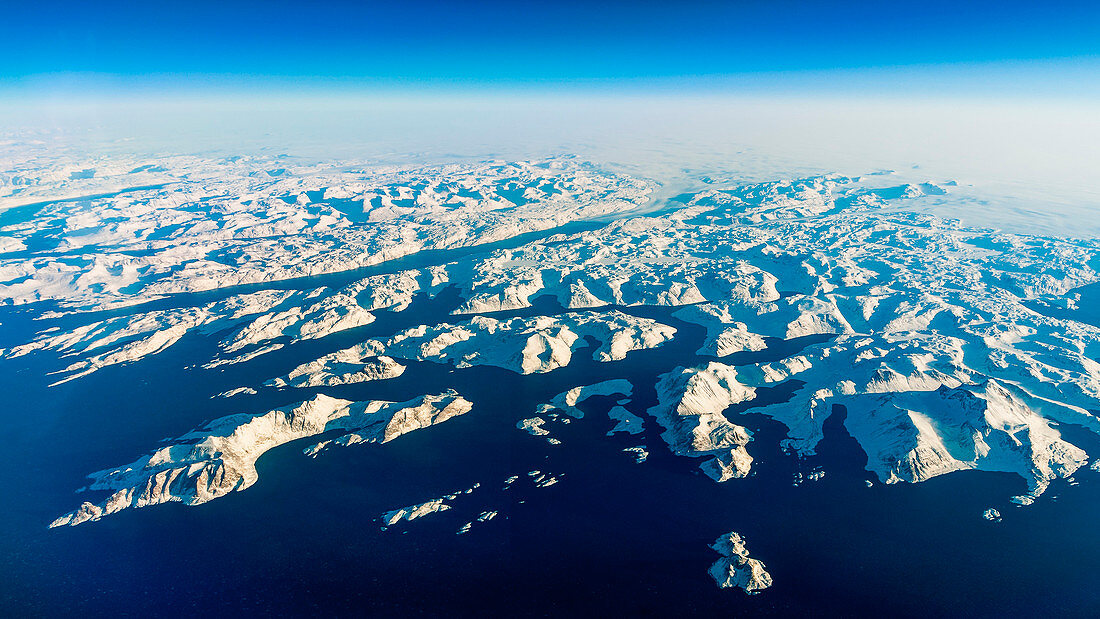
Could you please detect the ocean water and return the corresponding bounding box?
[2,278,1100,617]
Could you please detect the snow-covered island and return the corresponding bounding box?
[709,531,773,594]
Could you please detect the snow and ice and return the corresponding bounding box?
[623,446,649,463]
[8,148,1100,591]
[50,391,471,526]
[708,531,773,594]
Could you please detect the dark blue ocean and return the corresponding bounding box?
[2,279,1100,618]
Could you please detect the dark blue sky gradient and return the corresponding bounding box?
[3,0,1098,84]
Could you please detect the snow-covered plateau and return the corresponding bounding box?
[6,149,1100,593]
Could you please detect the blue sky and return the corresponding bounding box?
[3,0,1099,93]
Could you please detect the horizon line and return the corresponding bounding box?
[3,56,1100,101]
